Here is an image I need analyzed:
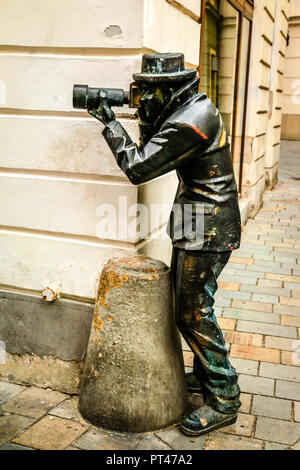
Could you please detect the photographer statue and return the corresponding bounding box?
[85,53,241,436]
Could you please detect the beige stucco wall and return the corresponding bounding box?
[0,0,292,304]
[282,0,300,140]
[0,0,144,301]
[0,0,202,302]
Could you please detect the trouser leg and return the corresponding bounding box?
[171,247,241,414]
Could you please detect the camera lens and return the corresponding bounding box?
[73,85,89,109]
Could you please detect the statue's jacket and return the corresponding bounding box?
[103,79,241,252]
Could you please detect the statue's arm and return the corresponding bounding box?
[102,120,209,185]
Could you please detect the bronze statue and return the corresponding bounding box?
[75,53,241,436]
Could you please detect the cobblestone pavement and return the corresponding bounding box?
[1,141,300,451]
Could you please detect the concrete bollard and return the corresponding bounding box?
[79,256,188,432]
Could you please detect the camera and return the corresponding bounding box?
[73,85,130,110]
[73,83,142,110]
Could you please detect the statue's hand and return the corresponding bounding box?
[88,90,115,125]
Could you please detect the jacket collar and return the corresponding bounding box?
[153,77,201,131]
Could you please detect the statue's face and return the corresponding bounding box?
[138,84,171,122]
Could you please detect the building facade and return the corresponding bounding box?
[282,0,300,140]
[0,0,291,392]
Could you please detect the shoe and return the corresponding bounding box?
[185,372,203,393]
[180,403,237,436]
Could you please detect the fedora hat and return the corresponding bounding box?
[133,53,197,83]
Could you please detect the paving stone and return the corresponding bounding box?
[217,281,240,291]
[267,273,300,283]
[230,358,259,376]
[215,290,251,301]
[13,415,88,450]
[222,308,280,324]
[240,394,252,414]
[214,298,231,308]
[276,380,300,400]
[0,381,24,405]
[264,442,288,450]
[214,307,223,316]
[73,427,141,450]
[223,331,263,347]
[265,242,293,249]
[222,413,255,437]
[183,351,193,367]
[230,344,280,363]
[236,321,297,339]
[292,290,300,298]
[265,336,297,351]
[230,269,266,280]
[1,387,66,419]
[204,432,263,450]
[0,442,34,450]
[49,398,86,423]
[251,395,291,420]
[258,279,283,288]
[253,255,275,261]
[239,233,259,240]
[249,265,292,275]
[227,262,247,270]
[281,315,300,327]
[221,269,250,278]
[238,375,274,396]
[281,351,297,366]
[135,435,171,450]
[240,284,290,297]
[252,293,278,304]
[232,300,273,313]
[280,297,300,307]
[255,417,300,445]
[217,318,236,330]
[219,275,257,285]
[0,414,35,447]
[290,441,300,450]
[231,251,255,259]
[155,427,205,450]
[295,402,300,422]
[229,257,253,265]
[260,236,283,242]
[181,336,191,351]
[285,282,300,290]
[249,260,282,269]
[239,243,271,254]
[274,304,300,317]
[275,255,298,264]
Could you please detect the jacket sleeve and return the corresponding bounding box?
[102,120,214,185]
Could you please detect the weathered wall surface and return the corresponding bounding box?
[282,0,300,140]
[0,0,144,302]
[0,0,144,391]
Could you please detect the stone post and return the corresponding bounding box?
[79,256,188,432]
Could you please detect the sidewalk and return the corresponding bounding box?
[1,141,300,450]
